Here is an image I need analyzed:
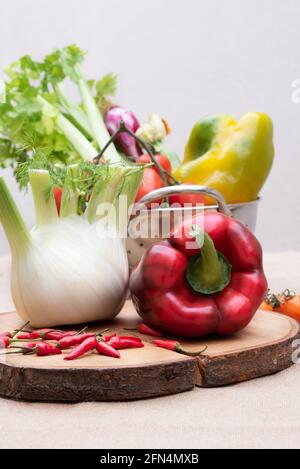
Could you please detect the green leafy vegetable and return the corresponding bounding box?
[0,45,122,175]
[95,73,118,101]
[95,73,118,112]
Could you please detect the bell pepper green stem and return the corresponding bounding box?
[186,225,232,294]
[196,227,223,285]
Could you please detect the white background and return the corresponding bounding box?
[0,0,299,253]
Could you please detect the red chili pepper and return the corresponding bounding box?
[42,330,77,341]
[28,328,57,339]
[0,336,10,348]
[58,333,96,350]
[0,337,41,350]
[64,337,97,361]
[130,212,268,337]
[137,323,163,337]
[16,328,78,341]
[109,336,144,350]
[14,342,62,356]
[0,331,12,338]
[30,329,71,340]
[116,335,142,341]
[16,332,32,340]
[103,333,117,342]
[43,331,65,341]
[0,341,36,355]
[61,331,78,338]
[95,338,120,358]
[21,342,39,352]
[152,339,207,356]
[35,342,62,356]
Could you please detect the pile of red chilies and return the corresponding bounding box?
[0,325,144,360]
[0,322,206,359]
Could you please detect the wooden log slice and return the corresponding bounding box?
[0,305,196,402]
[0,304,298,401]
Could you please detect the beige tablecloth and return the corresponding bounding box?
[0,252,299,449]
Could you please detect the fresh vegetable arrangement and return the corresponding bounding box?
[130,212,268,337]
[0,44,276,342]
[0,45,275,210]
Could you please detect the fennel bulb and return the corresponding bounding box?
[12,216,129,327]
[0,164,142,327]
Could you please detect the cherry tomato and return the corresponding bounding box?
[280,295,300,322]
[139,154,172,175]
[135,168,164,204]
[260,301,274,312]
[169,185,206,207]
[53,186,63,215]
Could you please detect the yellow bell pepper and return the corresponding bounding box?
[173,112,274,203]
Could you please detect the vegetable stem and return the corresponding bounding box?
[117,169,143,219]
[60,166,80,217]
[0,177,30,253]
[186,225,232,295]
[29,170,58,225]
[37,96,98,161]
[56,114,98,161]
[87,167,126,223]
[55,82,92,138]
[75,66,121,163]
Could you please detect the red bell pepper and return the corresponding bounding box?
[130,212,267,337]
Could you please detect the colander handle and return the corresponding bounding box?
[134,184,232,217]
